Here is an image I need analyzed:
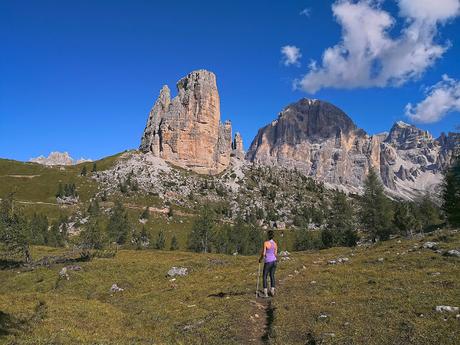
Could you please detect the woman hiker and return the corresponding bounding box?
[259,230,278,297]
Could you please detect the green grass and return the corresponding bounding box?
[0,153,123,205]
[1,230,459,344]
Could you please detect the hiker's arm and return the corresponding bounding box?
[259,242,266,263]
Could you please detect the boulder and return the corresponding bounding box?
[167,267,188,277]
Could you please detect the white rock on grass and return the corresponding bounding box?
[167,267,188,277]
[435,305,459,313]
[422,242,438,250]
[59,267,69,280]
[110,284,124,292]
[445,249,460,257]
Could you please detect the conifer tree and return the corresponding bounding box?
[0,194,32,262]
[87,198,100,217]
[393,202,418,237]
[170,234,179,251]
[360,168,393,241]
[418,195,441,230]
[442,156,460,227]
[56,183,64,198]
[155,229,166,250]
[107,201,129,244]
[29,213,48,245]
[92,162,97,173]
[80,217,105,249]
[187,205,215,253]
[327,190,357,246]
[47,221,64,247]
[80,166,87,176]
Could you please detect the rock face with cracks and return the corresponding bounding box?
[140,70,233,175]
[246,98,459,199]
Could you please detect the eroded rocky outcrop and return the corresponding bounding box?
[140,70,233,174]
[246,98,459,199]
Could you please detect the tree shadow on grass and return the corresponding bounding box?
[0,311,21,336]
[0,259,22,270]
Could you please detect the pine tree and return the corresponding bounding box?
[187,205,215,253]
[393,202,418,237]
[92,162,97,173]
[56,183,64,198]
[29,213,48,245]
[0,194,32,263]
[321,228,334,249]
[418,195,441,231]
[80,166,87,176]
[155,229,166,250]
[170,234,179,251]
[360,168,393,241]
[442,156,460,227]
[132,226,150,249]
[87,199,100,217]
[327,190,357,246]
[294,228,323,250]
[80,217,105,249]
[107,201,129,244]
[47,219,67,247]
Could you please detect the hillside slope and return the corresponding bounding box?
[0,230,458,344]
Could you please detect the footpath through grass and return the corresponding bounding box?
[0,230,459,345]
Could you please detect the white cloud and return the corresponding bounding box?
[296,0,460,93]
[281,45,302,66]
[405,75,460,123]
[300,8,311,17]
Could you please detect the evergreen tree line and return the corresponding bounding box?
[56,183,78,198]
[187,205,263,255]
[80,199,179,251]
[0,194,68,262]
[80,162,97,176]
[295,167,450,251]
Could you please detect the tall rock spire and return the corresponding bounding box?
[140,70,233,174]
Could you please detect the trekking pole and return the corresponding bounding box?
[256,262,261,298]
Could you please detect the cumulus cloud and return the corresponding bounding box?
[281,45,302,66]
[405,75,460,123]
[296,0,460,93]
[300,8,311,17]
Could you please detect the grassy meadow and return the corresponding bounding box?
[1,230,459,345]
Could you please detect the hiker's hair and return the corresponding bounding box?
[267,230,274,240]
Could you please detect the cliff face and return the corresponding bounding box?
[246,99,459,199]
[140,70,233,174]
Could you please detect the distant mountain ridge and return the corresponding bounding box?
[246,98,459,199]
[30,151,92,166]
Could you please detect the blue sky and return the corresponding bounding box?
[1,0,459,161]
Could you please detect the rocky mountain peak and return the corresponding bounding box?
[30,152,92,166]
[246,98,459,199]
[385,121,433,150]
[139,70,233,174]
[276,98,359,143]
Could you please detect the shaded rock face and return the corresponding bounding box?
[232,132,245,159]
[140,70,232,174]
[246,99,459,199]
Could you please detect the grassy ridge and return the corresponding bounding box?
[1,231,459,344]
[0,153,122,205]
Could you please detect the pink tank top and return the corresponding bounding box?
[265,240,277,263]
